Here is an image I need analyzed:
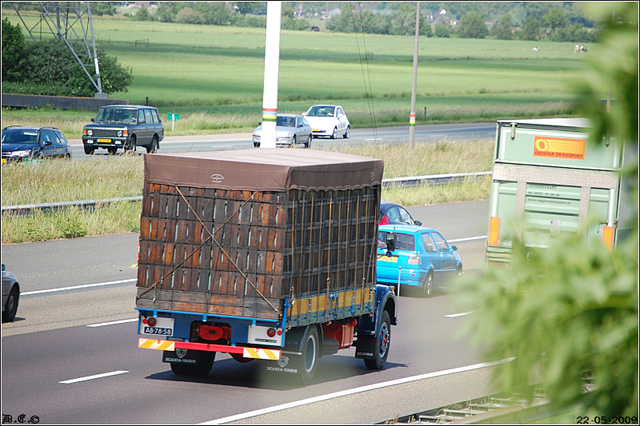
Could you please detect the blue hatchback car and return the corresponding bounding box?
[376,225,463,297]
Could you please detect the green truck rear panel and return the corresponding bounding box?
[486,119,624,266]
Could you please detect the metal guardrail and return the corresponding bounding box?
[382,171,491,188]
[2,196,143,218]
[1,172,491,217]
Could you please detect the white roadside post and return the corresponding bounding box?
[409,2,420,152]
[260,1,282,149]
[168,113,179,132]
[396,266,401,319]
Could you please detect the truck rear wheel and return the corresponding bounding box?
[364,310,390,370]
[300,326,319,385]
[170,362,191,375]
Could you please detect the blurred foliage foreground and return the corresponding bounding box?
[452,2,638,420]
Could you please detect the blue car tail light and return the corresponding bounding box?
[407,253,421,265]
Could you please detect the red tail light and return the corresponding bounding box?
[267,328,276,338]
[380,215,389,225]
[407,254,421,265]
[147,317,157,327]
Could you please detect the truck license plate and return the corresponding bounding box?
[97,138,111,143]
[140,317,174,337]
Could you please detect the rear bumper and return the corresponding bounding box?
[376,268,426,287]
[138,338,281,360]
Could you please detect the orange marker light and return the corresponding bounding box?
[602,226,614,251]
[488,217,500,246]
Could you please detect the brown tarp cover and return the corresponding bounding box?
[144,149,384,191]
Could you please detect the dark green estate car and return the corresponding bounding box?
[82,105,164,155]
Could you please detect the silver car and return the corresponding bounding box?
[253,114,313,148]
[2,264,19,322]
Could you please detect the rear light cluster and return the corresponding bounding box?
[266,328,282,338]
[142,317,156,327]
[379,215,389,226]
[407,253,421,265]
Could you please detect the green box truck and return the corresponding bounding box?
[485,118,632,267]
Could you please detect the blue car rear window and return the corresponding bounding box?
[379,232,415,251]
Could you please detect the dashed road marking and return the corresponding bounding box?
[22,279,137,296]
[87,318,138,328]
[59,370,128,384]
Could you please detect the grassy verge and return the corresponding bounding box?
[1,139,493,244]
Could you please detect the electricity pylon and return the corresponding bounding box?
[7,2,103,96]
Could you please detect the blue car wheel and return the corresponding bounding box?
[423,272,433,298]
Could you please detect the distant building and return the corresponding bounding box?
[322,8,341,20]
[431,8,458,27]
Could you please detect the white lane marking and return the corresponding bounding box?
[445,311,476,318]
[21,279,137,296]
[87,318,138,328]
[448,236,486,243]
[59,370,128,384]
[201,359,514,425]
[168,139,251,144]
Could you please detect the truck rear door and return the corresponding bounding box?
[487,119,623,263]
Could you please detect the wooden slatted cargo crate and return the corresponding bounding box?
[136,149,384,326]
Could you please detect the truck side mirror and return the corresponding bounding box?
[385,234,395,255]
[91,118,95,123]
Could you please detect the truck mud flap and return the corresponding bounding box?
[263,352,301,375]
[163,349,201,365]
[354,336,376,359]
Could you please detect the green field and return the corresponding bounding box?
[1,13,589,138]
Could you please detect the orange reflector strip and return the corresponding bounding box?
[602,226,614,251]
[138,338,175,351]
[488,217,500,246]
[242,348,281,360]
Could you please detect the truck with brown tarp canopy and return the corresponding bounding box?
[135,149,397,384]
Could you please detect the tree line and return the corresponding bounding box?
[119,2,599,42]
[2,17,132,97]
[328,3,598,42]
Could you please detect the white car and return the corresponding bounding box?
[253,114,313,148]
[303,105,350,139]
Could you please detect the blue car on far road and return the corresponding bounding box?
[376,225,463,297]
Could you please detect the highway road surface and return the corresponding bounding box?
[68,123,495,158]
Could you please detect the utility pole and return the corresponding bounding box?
[409,2,420,151]
[261,1,282,149]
